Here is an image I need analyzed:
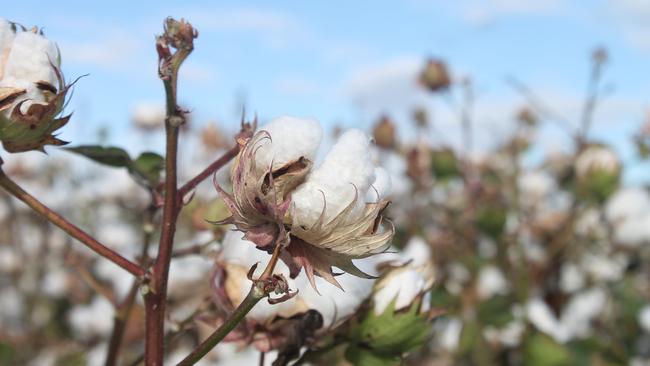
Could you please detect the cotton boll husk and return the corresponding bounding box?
[219,230,304,322]
[256,116,323,170]
[67,296,115,338]
[3,31,59,85]
[292,129,376,227]
[477,265,509,299]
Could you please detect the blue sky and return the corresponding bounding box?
[4,1,650,181]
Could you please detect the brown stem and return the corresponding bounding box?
[177,145,240,200]
[144,18,195,365]
[177,244,284,366]
[0,168,145,277]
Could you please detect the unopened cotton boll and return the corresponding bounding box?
[256,116,323,170]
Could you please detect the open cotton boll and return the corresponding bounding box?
[292,129,376,227]
[299,257,379,326]
[219,230,303,321]
[256,116,323,170]
[3,31,59,85]
[373,267,427,314]
[0,19,15,77]
[131,102,165,129]
[366,167,392,202]
[606,187,650,223]
[638,305,650,333]
[518,171,555,206]
[401,236,431,267]
[477,265,509,299]
[67,297,115,338]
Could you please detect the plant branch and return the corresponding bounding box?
[0,166,145,277]
[144,17,197,366]
[177,244,285,366]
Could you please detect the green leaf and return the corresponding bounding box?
[345,346,400,366]
[65,146,164,187]
[0,342,14,365]
[477,295,515,327]
[524,332,571,366]
[130,152,164,186]
[65,145,132,167]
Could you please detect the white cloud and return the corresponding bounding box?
[458,0,564,26]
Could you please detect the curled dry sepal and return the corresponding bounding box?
[0,18,75,153]
[215,116,394,291]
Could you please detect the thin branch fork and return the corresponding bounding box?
[0,166,145,277]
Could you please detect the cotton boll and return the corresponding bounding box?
[526,298,568,343]
[518,171,555,206]
[0,19,15,73]
[606,187,650,223]
[41,267,69,297]
[435,317,463,351]
[292,129,376,227]
[561,288,606,339]
[582,252,627,283]
[3,31,59,85]
[614,214,650,247]
[131,102,165,130]
[67,296,115,338]
[256,116,323,170]
[373,267,426,314]
[299,258,377,326]
[560,263,585,293]
[219,230,303,322]
[638,305,650,333]
[477,265,509,299]
[401,236,431,267]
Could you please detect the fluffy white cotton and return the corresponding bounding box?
[372,236,434,314]
[518,171,555,206]
[292,129,376,226]
[560,263,585,293]
[0,19,15,77]
[373,267,426,314]
[67,297,115,338]
[299,258,377,326]
[435,317,463,350]
[575,146,619,178]
[638,305,650,333]
[131,102,165,129]
[366,167,392,202]
[526,288,607,343]
[606,188,650,222]
[605,188,650,247]
[95,260,134,299]
[256,116,323,170]
[477,265,509,299]
[3,31,59,85]
[581,252,627,282]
